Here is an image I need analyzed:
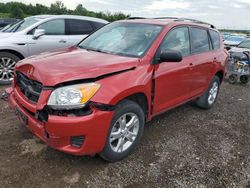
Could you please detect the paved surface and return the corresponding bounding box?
[0,82,249,188]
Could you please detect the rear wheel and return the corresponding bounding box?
[196,76,220,109]
[100,100,145,162]
[240,75,249,84]
[0,52,20,85]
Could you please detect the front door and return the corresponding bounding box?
[27,19,69,56]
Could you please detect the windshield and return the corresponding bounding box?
[78,22,163,58]
[3,17,42,33]
[238,40,250,49]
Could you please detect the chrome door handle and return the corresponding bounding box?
[59,39,67,43]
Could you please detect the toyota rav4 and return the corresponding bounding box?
[4,18,228,162]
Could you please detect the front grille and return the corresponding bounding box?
[16,71,43,103]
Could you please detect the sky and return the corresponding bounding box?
[1,0,250,30]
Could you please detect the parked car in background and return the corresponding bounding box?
[4,18,227,162]
[224,35,246,47]
[227,39,250,84]
[229,38,250,52]
[221,32,231,41]
[227,38,250,64]
[0,18,19,30]
[0,15,108,84]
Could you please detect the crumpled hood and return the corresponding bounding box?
[229,47,250,61]
[16,47,139,86]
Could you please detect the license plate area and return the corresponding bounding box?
[14,107,28,125]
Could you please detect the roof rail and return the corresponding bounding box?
[154,17,216,29]
[127,17,146,20]
[126,16,216,28]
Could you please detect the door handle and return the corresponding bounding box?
[59,39,67,43]
[189,63,194,66]
[213,57,217,62]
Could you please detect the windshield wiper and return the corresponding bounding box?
[80,46,109,54]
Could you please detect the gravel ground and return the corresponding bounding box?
[0,82,249,188]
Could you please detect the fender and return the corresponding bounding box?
[92,64,153,113]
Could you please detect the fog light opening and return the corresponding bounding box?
[70,136,85,148]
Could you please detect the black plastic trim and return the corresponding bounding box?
[91,102,115,111]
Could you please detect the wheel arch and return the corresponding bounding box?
[121,92,149,119]
[0,49,25,60]
[215,70,224,83]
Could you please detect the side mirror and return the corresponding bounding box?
[33,29,45,40]
[225,46,231,51]
[159,50,183,63]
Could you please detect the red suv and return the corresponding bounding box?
[4,18,228,162]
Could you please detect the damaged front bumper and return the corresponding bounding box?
[6,87,114,156]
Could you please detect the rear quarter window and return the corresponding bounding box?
[209,30,221,50]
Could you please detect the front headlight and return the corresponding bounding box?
[47,83,100,109]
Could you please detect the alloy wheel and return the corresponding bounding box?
[109,113,140,153]
[208,81,219,105]
[0,57,16,82]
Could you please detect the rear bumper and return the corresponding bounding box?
[7,88,114,156]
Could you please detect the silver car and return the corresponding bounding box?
[0,15,108,84]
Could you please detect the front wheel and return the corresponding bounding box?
[0,52,20,85]
[196,76,220,109]
[100,100,145,162]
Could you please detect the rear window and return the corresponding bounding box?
[209,30,221,50]
[66,19,94,35]
[190,27,210,54]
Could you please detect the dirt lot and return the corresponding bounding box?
[0,82,249,188]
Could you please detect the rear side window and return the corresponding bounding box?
[91,22,106,30]
[209,30,221,50]
[190,27,210,54]
[66,19,94,35]
[37,19,65,35]
[160,27,190,56]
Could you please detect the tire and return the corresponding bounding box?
[196,76,220,109]
[240,75,249,84]
[100,100,145,162]
[0,52,20,85]
[228,74,237,84]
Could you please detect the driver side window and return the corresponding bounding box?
[161,27,190,56]
[37,19,65,35]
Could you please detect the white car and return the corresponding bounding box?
[0,15,108,84]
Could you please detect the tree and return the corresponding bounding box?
[50,1,67,15]
[10,5,24,18]
[74,4,87,16]
[0,2,130,21]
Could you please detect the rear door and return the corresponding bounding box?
[65,19,96,46]
[27,19,69,56]
[153,27,194,113]
[188,27,215,96]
